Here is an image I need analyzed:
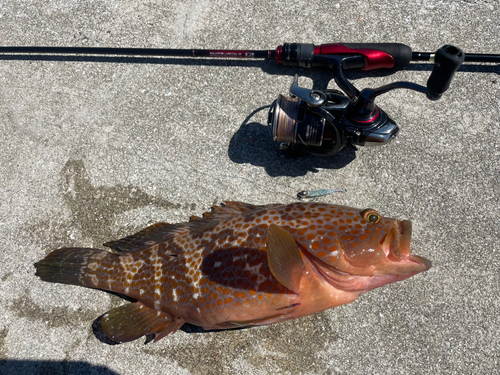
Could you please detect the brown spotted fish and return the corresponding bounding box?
[35,202,431,343]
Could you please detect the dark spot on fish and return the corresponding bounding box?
[201,248,284,294]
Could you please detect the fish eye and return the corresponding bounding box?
[360,209,381,224]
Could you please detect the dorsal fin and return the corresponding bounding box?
[266,224,305,293]
[104,222,186,253]
[200,201,262,220]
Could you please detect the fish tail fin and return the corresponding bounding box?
[34,248,116,289]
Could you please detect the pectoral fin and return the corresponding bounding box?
[101,302,182,343]
[266,224,305,293]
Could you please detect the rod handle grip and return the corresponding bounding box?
[340,43,413,70]
[277,43,412,70]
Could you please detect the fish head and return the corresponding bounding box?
[302,205,431,291]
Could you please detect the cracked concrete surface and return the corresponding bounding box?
[0,0,499,374]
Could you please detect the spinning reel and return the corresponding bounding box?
[268,45,465,157]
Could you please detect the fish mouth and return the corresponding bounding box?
[384,220,411,260]
[308,218,431,292]
[385,220,431,273]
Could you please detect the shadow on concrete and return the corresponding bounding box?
[0,360,119,375]
[227,105,357,177]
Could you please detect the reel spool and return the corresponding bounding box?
[268,94,344,157]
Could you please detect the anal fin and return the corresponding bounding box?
[101,302,182,343]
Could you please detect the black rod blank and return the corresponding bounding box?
[412,51,500,63]
[0,46,499,64]
[0,46,272,59]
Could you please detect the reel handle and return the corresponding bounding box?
[426,45,465,100]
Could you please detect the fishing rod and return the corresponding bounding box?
[1,42,498,157]
[1,43,499,68]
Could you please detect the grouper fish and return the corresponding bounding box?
[34,201,431,343]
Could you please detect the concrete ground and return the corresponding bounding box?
[0,1,499,374]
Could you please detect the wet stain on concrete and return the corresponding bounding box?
[24,159,196,253]
[58,159,186,247]
[7,294,99,329]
